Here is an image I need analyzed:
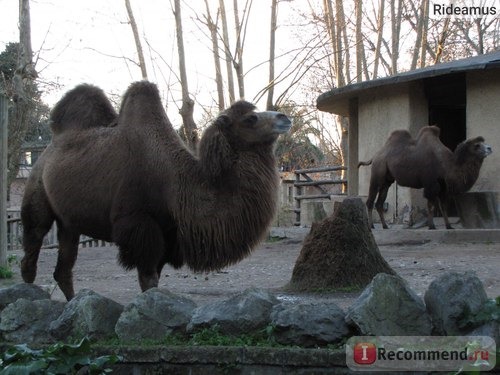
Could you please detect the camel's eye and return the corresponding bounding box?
[474,143,481,150]
[242,114,258,128]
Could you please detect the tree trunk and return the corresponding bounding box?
[125,0,148,80]
[373,0,385,79]
[434,18,450,64]
[419,0,429,68]
[266,0,278,110]
[174,0,198,149]
[336,0,350,84]
[0,96,7,268]
[233,0,245,99]
[219,0,235,103]
[8,0,38,188]
[390,0,402,74]
[410,0,424,70]
[204,0,225,110]
[355,0,363,82]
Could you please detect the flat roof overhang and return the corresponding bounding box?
[316,51,500,117]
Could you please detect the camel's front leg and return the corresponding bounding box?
[53,225,80,300]
[138,269,159,291]
[436,197,453,229]
[112,212,164,293]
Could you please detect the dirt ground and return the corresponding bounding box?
[2,227,499,310]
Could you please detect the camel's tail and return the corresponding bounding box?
[357,159,372,168]
[50,84,117,134]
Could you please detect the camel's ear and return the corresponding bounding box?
[198,121,235,179]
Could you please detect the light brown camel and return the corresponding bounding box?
[358,126,492,229]
[21,81,291,300]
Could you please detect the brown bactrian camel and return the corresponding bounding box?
[21,81,291,300]
[358,126,492,230]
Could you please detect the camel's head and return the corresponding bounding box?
[216,100,291,147]
[455,136,492,163]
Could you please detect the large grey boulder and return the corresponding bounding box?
[0,283,50,311]
[424,271,489,335]
[50,289,123,340]
[346,273,432,335]
[0,298,65,343]
[271,302,350,347]
[115,288,196,342]
[187,288,278,335]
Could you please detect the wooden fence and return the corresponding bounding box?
[6,212,112,251]
[293,165,347,226]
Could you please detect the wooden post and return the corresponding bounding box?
[294,172,302,226]
[0,95,8,267]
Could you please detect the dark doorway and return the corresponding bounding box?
[424,73,467,217]
[424,73,466,151]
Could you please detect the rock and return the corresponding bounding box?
[187,288,278,335]
[0,298,65,343]
[115,288,196,342]
[271,302,350,347]
[345,273,432,335]
[0,283,50,311]
[288,197,396,292]
[468,321,500,346]
[424,271,489,335]
[50,289,123,340]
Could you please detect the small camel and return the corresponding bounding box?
[21,81,291,300]
[358,126,492,229]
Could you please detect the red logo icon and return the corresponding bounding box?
[353,342,377,365]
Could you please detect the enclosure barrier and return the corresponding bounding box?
[293,165,347,226]
[6,213,112,251]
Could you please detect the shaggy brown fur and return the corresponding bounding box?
[21,81,291,300]
[359,126,492,230]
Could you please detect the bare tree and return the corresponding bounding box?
[8,0,38,187]
[219,0,236,103]
[203,0,225,110]
[434,18,450,64]
[233,0,253,99]
[173,0,198,149]
[125,0,148,79]
[389,0,402,74]
[266,0,278,110]
[419,0,429,68]
[355,0,364,82]
[372,0,385,79]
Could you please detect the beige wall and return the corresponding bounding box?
[466,70,500,192]
[356,82,428,225]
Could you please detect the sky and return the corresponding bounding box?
[0,0,297,123]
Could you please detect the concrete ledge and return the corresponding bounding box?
[95,346,354,375]
[373,228,500,245]
[271,226,500,245]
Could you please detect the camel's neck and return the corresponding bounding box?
[446,155,484,194]
[173,143,279,272]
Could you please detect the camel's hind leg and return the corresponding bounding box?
[365,184,379,229]
[21,188,55,284]
[53,223,80,300]
[375,184,391,229]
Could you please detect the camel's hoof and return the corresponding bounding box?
[428,226,436,230]
[446,225,454,230]
[382,225,389,229]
